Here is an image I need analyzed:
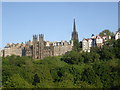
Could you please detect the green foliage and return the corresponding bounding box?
[61,51,100,64]
[81,66,103,88]
[99,29,114,36]
[32,74,40,86]
[92,60,119,88]
[3,74,33,88]
[113,39,120,58]
[99,45,115,60]
[61,51,83,64]
[73,40,80,51]
[2,39,120,88]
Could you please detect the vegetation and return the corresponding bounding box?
[2,39,120,88]
[73,40,81,52]
[99,29,114,37]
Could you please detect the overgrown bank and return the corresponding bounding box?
[2,39,120,88]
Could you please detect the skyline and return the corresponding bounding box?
[2,2,118,48]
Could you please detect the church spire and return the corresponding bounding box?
[73,19,76,32]
[71,19,79,41]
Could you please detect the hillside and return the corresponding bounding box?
[2,39,120,88]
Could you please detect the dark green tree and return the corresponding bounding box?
[99,45,115,60]
[73,40,80,52]
[81,66,102,87]
[99,29,114,36]
[32,74,40,86]
[113,39,120,58]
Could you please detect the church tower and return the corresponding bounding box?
[71,19,79,41]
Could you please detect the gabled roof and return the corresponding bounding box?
[96,35,102,39]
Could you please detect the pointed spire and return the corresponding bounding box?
[73,18,76,32]
[71,18,79,41]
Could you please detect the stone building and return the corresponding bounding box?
[82,38,93,52]
[115,30,120,40]
[96,35,103,47]
[24,19,78,59]
[3,43,24,57]
[82,35,103,52]
[3,19,78,59]
[82,34,112,52]
[24,35,73,59]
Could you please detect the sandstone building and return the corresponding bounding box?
[24,34,74,59]
[3,19,79,59]
[3,43,25,57]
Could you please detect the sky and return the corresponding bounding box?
[2,2,118,48]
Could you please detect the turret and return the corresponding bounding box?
[38,34,44,59]
[39,34,44,41]
[33,35,38,42]
[32,34,38,59]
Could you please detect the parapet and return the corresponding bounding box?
[52,40,73,46]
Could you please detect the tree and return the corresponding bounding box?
[113,39,120,58]
[92,62,118,88]
[73,40,80,52]
[81,66,102,88]
[2,47,120,88]
[32,74,40,86]
[99,45,115,60]
[3,74,32,88]
[61,51,78,64]
[99,29,114,36]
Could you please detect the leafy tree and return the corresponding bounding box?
[113,39,120,58]
[82,52,100,63]
[2,39,120,88]
[3,74,32,88]
[73,40,80,51]
[99,45,115,60]
[61,51,80,64]
[32,74,40,86]
[99,29,114,36]
[77,81,96,88]
[81,66,96,84]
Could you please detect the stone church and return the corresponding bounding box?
[2,19,79,59]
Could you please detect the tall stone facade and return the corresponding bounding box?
[24,35,73,59]
[3,43,25,57]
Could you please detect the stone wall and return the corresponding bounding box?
[3,47,22,57]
